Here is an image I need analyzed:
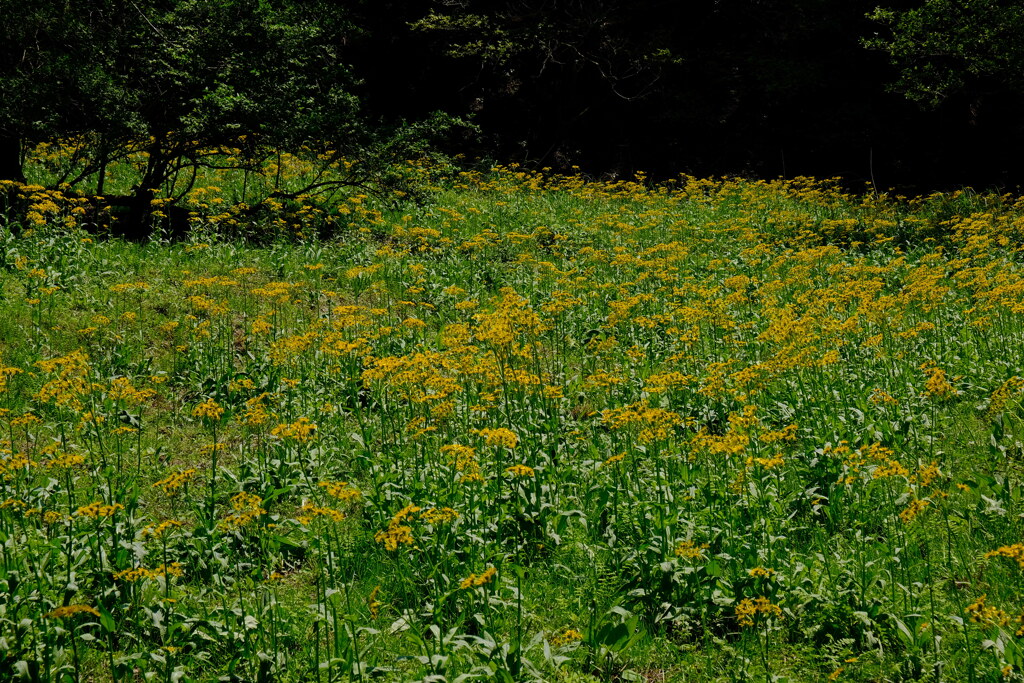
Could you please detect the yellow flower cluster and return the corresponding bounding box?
[318,481,362,502]
[44,604,101,619]
[240,393,273,427]
[602,402,684,445]
[0,366,22,393]
[921,362,957,399]
[35,350,92,410]
[108,377,157,405]
[368,585,381,619]
[75,501,124,518]
[459,566,497,589]
[505,464,535,478]
[192,398,224,421]
[746,455,785,470]
[965,594,1009,627]
[675,540,709,561]
[899,498,930,524]
[374,504,421,551]
[153,469,198,496]
[113,563,184,582]
[735,596,783,627]
[109,282,150,294]
[474,427,519,449]
[441,444,482,481]
[219,492,266,530]
[0,450,33,480]
[420,507,459,525]
[43,451,86,469]
[986,544,1024,569]
[747,567,776,579]
[141,519,185,538]
[988,376,1024,416]
[297,501,345,525]
[549,628,584,647]
[271,417,317,442]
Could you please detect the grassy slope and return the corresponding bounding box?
[1,168,1024,681]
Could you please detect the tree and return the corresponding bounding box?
[0,2,103,182]
[408,0,683,169]
[866,0,1024,107]
[85,0,363,214]
[1,1,404,235]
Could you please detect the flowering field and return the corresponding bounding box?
[3,162,1024,681]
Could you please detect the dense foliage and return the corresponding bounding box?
[2,0,1024,191]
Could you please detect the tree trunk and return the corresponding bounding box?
[95,138,108,196]
[0,134,25,183]
[122,139,170,241]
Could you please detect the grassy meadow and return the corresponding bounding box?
[3,148,1024,681]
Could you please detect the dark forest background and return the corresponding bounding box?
[4,0,1024,193]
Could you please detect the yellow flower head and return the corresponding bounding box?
[475,427,519,449]
[192,398,224,421]
[420,507,459,525]
[219,492,266,530]
[297,501,345,525]
[75,501,124,519]
[368,585,381,619]
[965,594,1009,627]
[113,563,184,582]
[374,503,423,550]
[318,481,362,502]
[986,544,1024,570]
[44,604,100,619]
[921,362,957,399]
[153,468,198,496]
[271,417,317,442]
[506,464,535,478]
[460,566,497,589]
[735,596,782,627]
[142,519,185,539]
[899,498,930,523]
[550,628,584,647]
[674,540,709,560]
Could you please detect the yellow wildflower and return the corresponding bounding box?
[475,427,519,449]
[986,544,1024,570]
[550,628,584,647]
[460,567,497,589]
[506,464,535,478]
[44,604,101,619]
[368,585,381,619]
[899,498,930,523]
[141,520,185,538]
[674,540,709,561]
[318,481,362,502]
[75,501,124,518]
[965,594,1009,627]
[921,362,957,399]
[374,504,421,551]
[192,398,224,421]
[219,492,266,530]
[271,417,317,442]
[420,507,459,525]
[113,563,184,582]
[735,596,783,627]
[153,469,198,496]
[297,501,345,525]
